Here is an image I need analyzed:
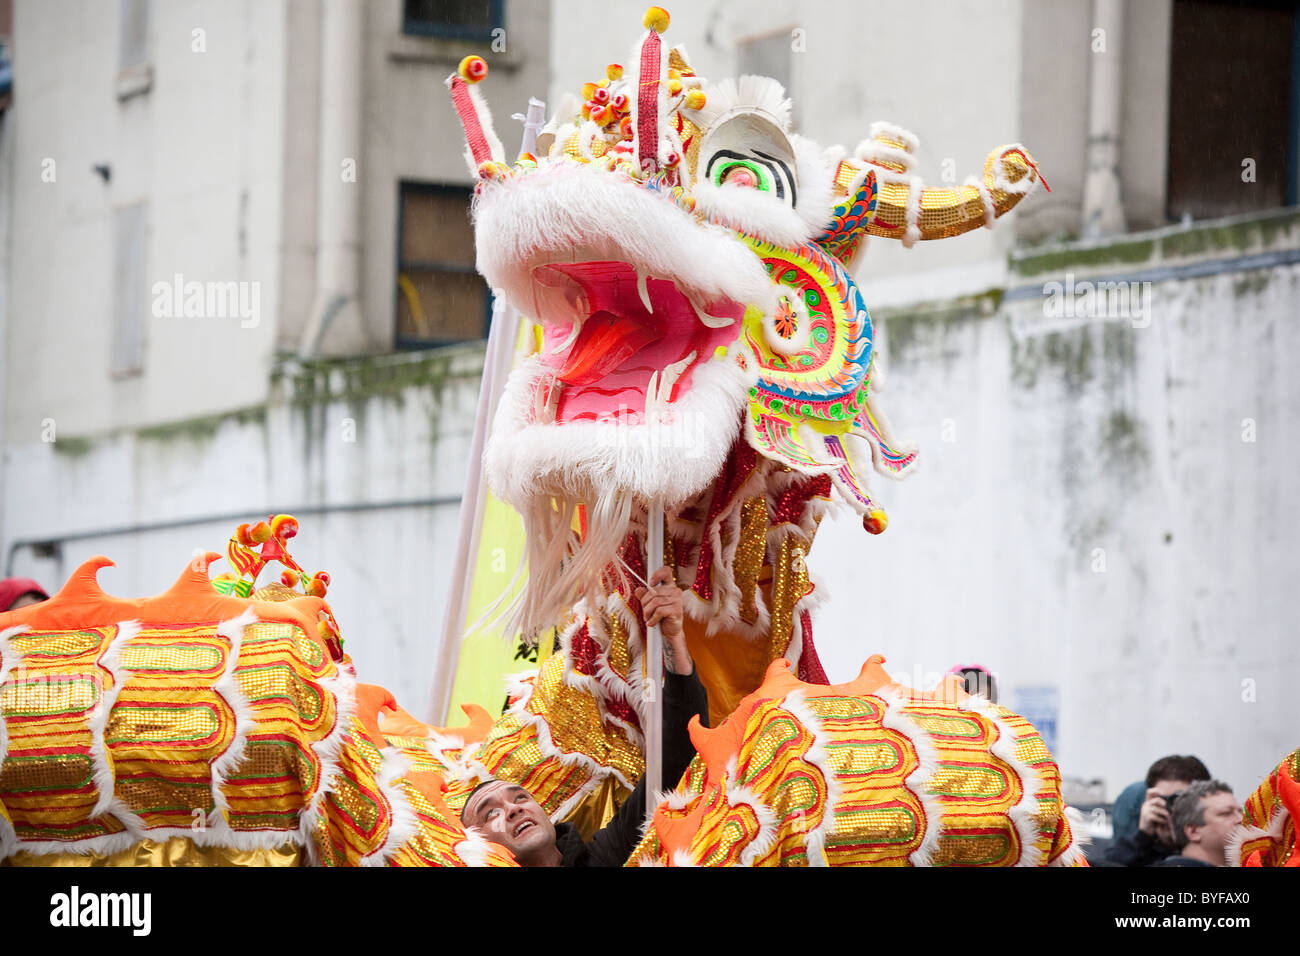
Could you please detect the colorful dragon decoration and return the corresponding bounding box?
[436,6,1076,863]
[0,8,1096,867]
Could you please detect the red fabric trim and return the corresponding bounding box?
[636,31,661,172]
[795,609,829,684]
[691,438,759,601]
[449,76,493,166]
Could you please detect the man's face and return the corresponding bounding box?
[1187,791,1240,854]
[460,781,557,865]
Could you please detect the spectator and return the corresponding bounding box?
[1151,781,1239,867]
[950,664,998,703]
[0,577,48,612]
[1106,754,1211,866]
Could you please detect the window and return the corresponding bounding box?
[118,0,148,71]
[112,202,148,377]
[1167,0,1298,219]
[403,0,504,41]
[117,0,152,99]
[395,183,490,348]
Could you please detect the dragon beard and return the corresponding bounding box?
[485,354,754,638]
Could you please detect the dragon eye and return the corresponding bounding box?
[712,158,774,193]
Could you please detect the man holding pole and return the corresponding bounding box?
[458,566,707,867]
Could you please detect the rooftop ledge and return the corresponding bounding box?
[1010,206,1300,281]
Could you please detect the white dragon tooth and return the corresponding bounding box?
[636,270,654,314]
[656,350,696,405]
[698,311,735,329]
[645,370,660,417]
[532,375,547,423]
[548,319,582,356]
[545,377,562,421]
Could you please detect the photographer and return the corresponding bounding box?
[1106,755,1211,867]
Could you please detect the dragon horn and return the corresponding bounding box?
[842,122,1044,247]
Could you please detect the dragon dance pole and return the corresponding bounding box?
[430,97,546,723]
[645,499,664,825]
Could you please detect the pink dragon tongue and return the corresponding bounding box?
[557,311,663,386]
[529,260,745,423]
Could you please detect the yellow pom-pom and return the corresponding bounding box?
[666,78,682,96]
[580,81,597,101]
[863,509,889,535]
[668,68,681,80]
[457,55,488,84]
[644,6,669,33]
[684,88,706,110]
[606,63,624,81]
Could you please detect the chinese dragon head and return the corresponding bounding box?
[449,8,1045,724]
[430,7,1071,864]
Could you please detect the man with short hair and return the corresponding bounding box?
[1151,781,1240,867]
[1106,754,1212,866]
[459,566,707,867]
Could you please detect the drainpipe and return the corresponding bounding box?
[300,0,365,355]
[1081,0,1127,239]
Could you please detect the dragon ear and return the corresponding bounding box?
[813,167,877,265]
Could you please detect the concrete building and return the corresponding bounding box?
[2,0,1297,810]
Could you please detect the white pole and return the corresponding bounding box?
[644,499,664,827]
[429,97,545,722]
[430,295,514,722]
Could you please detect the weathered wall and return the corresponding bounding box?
[5,0,288,437]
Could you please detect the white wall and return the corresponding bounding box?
[811,213,1300,798]
[6,0,288,438]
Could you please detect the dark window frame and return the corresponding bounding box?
[394,180,491,351]
[1166,0,1300,219]
[401,0,504,42]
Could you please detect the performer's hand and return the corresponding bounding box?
[635,566,693,675]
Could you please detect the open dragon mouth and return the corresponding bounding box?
[529,261,746,425]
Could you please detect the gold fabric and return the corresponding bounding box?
[734,496,767,625]
[3,836,301,867]
[768,535,811,662]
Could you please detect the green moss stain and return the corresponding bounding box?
[280,345,485,407]
[1099,408,1148,471]
[1012,210,1299,280]
[1232,271,1272,298]
[1010,325,1097,390]
[137,405,267,445]
[51,435,96,458]
[1014,239,1155,278]
[880,289,1003,360]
